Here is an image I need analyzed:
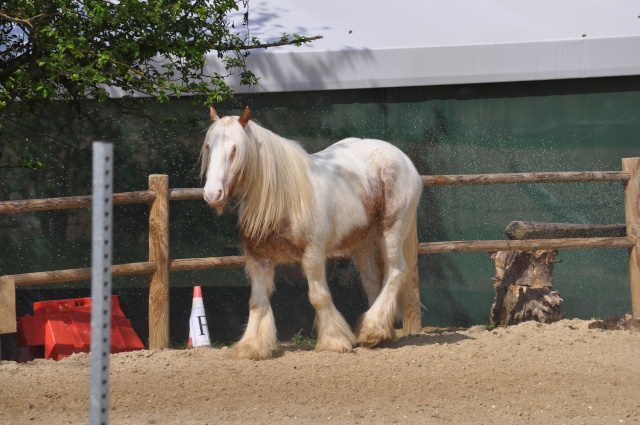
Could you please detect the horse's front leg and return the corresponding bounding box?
[231,256,279,360]
[302,247,356,353]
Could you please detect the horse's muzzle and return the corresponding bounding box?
[203,188,226,208]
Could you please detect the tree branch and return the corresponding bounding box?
[216,35,323,51]
[0,10,50,29]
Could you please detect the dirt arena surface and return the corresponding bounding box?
[1,318,640,425]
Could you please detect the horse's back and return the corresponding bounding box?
[322,137,422,196]
[326,137,407,156]
[319,137,416,168]
[311,138,421,239]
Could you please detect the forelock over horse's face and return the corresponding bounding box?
[202,110,241,209]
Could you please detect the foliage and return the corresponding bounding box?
[0,148,43,170]
[290,330,316,348]
[0,0,320,166]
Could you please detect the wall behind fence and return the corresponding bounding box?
[1,76,639,332]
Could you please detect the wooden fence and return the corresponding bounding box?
[1,158,639,349]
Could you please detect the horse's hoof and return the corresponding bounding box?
[315,337,353,354]
[401,308,423,335]
[356,319,396,348]
[230,341,279,360]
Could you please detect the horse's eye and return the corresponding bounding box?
[230,145,237,161]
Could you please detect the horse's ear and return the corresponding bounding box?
[238,106,251,129]
[209,107,219,123]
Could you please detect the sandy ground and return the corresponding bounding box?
[1,318,640,425]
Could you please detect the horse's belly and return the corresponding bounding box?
[243,235,305,264]
[315,162,380,255]
[328,223,379,256]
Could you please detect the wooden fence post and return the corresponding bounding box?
[148,175,170,349]
[622,158,640,319]
[0,277,16,335]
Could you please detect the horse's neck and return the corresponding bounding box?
[243,125,310,190]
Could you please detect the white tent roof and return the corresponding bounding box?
[211,0,640,92]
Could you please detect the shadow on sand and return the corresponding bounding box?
[280,326,482,355]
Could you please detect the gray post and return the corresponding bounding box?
[90,142,114,425]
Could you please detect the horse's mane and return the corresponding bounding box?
[242,120,313,241]
[200,117,313,241]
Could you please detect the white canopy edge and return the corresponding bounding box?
[219,35,640,93]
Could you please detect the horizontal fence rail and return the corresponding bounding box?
[0,262,158,287]
[170,255,246,272]
[0,256,247,287]
[168,188,204,201]
[0,188,205,214]
[504,221,628,240]
[0,254,337,287]
[0,191,157,213]
[418,237,636,254]
[421,171,630,187]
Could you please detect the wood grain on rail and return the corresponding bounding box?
[418,237,635,254]
[422,171,630,187]
[170,256,246,271]
[504,221,627,240]
[169,188,204,201]
[0,191,156,213]
[0,262,157,287]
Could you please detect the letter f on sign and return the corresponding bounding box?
[197,316,208,336]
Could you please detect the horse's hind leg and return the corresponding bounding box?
[357,153,423,346]
[353,225,422,337]
[357,222,407,347]
[398,216,423,335]
[231,256,279,360]
[302,247,356,353]
[351,243,384,307]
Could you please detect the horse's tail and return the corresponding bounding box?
[399,214,423,335]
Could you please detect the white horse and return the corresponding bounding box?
[201,107,423,360]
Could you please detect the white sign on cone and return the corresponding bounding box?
[188,286,211,348]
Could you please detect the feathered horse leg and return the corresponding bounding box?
[303,246,356,353]
[398,216,423,335]
[357,161,422,346]
[356,218,406,347]
[231,256,279,360]
[353,219,423,337]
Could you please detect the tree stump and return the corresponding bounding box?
[490,250,565,326]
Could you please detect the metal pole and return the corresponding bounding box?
[90,142,114,425]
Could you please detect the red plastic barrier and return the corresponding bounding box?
[17,296,144,361]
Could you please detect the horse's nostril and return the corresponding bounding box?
[204,187,225,207]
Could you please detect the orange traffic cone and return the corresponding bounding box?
[188,286,211,348]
